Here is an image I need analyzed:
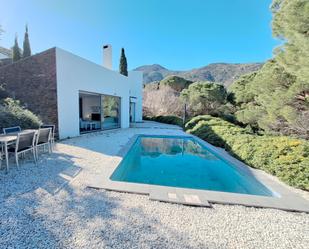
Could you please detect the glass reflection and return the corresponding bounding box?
[102,95,120,129]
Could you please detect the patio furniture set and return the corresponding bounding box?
[0,125,55,171]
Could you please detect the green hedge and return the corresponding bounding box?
[185,115,214,130]
[0,98,42,131]
[144,115,183,127]
[186,115,309,191]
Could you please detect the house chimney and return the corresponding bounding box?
[103,44,112,70]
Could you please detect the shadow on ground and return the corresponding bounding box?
[0,142,206,248]
[0,151,81,200]
[0,180,205,248]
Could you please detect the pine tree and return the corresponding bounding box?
[12,35,21,62]
[119,48,128,76]
[272,0,309,83]
[228,0,309,138]
[23,25,31,58]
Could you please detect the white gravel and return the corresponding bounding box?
[0,125,308,249]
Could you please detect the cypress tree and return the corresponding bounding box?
[12,35,21,62]
[119,48,128,76]
[23,25,31,58]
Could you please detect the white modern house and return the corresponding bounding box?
[0,45,143,139]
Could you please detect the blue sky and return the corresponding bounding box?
[0,0,279,70]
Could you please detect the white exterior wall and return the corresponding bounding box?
[128,71,143,122]
[55,47,142,139]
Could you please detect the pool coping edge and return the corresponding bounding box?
[88,133,309,213]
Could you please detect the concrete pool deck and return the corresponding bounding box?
[88,122,309,213]
[1,121,309,248]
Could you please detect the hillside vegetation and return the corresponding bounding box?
[135,63,262,87]
[143,75,234,119]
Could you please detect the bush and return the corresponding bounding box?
[0,98,42,131]
[143,85,183,117]
[144,115,183,127]
[160,75,192,92]
[180,81,227,116]
[185,115,214,130]
[186,115,309,190]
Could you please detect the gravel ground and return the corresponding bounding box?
[0,125,308,249]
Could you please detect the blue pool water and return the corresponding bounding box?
[110,135,274,196]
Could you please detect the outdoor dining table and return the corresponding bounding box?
[0,129,38,171]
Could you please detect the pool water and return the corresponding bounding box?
[110,135,274,196]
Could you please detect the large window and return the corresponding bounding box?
[79,91,121,133]
[79,92,102,132]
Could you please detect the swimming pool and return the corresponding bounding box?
[110,135,274,197]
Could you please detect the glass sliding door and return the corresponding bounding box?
[102,95,121,129]
[79,91,102,133]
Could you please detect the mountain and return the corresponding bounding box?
[134,63,263,87]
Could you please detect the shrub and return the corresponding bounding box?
[180,81,227,116]
[143,86,183,117]
[0,98,42,131]
[185,115,213,130]
[160,75,192,92]
[144,115,183,127]
[186,115,309,190]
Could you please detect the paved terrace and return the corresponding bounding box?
[0,121,308,248]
